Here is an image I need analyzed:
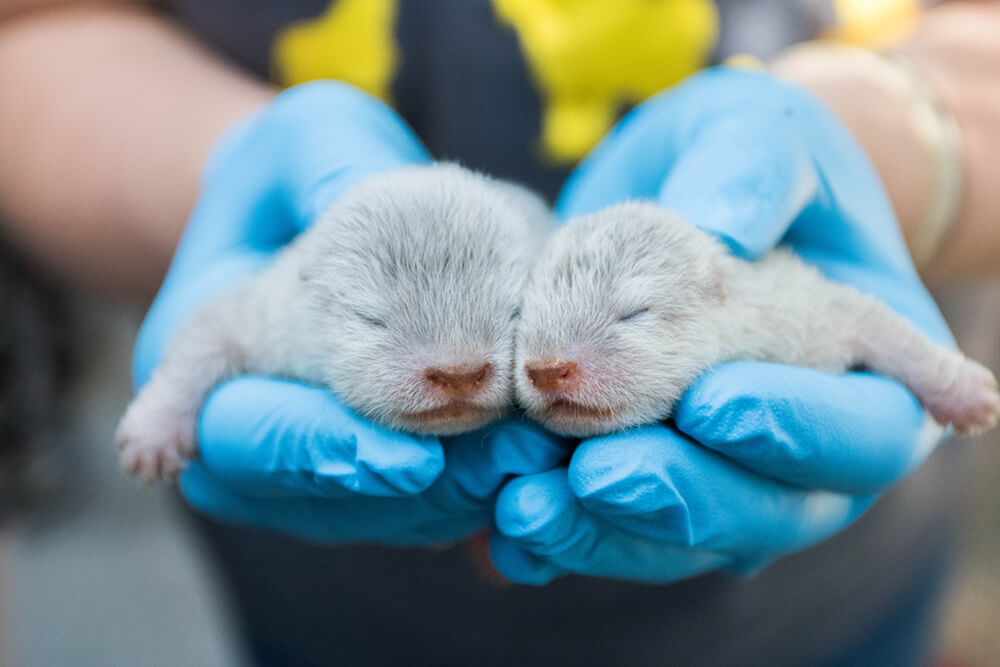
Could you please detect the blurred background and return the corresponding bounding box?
[0,295,247,667]
[0,0,998,664]
[0,273,998,666]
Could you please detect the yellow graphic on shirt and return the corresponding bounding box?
[272,0,399,101]
[492,0,718,163]
[829,0,919,48]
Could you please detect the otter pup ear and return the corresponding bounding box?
[711,275,727,305]
[693,257,727,306]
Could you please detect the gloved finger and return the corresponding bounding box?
[487,534,565,585]
[179,463,485,545]
[555,100,679,221]
[676,67,916,275]
[556,69,817,257]
[568,425,875,557]
[431,420,572,514]
[676,362,944,495]
[780,132,918,281]
[657,111,818,259]
[554,69,749,219]
[196,376,445,498]
[492,469,730,584]
[274,81,430,223]
[173,82,429,275]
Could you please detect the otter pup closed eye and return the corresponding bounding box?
[515,202,1000,438]
[116,163,553,482]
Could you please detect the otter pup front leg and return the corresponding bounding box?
[115,301,252,483]
[115,270,301,484]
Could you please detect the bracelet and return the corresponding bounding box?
[770,42,964,269]
[883,48,963,269]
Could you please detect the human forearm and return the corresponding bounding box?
[0,3,275,298]
[772,2,1000,282]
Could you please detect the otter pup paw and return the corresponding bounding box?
[926,355,1000,436]
[115,397,195,484]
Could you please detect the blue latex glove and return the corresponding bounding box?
[134,81,567,543]
[491,67,953,584]
[182,382,567,545]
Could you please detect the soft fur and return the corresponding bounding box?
[515,202,1000,438]
[117,164,553,482]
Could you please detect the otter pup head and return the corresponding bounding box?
[515,202,728,437]
[302,164,550,435]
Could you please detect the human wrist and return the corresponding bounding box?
[899,5,1000,280]
[771,44,958,271]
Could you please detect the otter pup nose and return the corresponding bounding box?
[525,360,579,392]
[425,363,493,398]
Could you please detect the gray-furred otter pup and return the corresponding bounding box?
[515,202,1000,438]
[117,163,553,482]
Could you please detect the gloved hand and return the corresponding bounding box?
[134,81,568,544]
[491,67,953,584]
[181,381,568,545]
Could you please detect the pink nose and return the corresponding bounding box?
[425,363,493,398]
[525,359,579,393]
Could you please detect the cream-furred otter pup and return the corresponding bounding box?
[117,164,552,482]
[515,202,1000,438]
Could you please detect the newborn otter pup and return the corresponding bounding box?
[516,202,1000,438]
[118,164,552,482]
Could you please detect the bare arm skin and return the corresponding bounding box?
[0,1,275,298]
[773,2,1000,281]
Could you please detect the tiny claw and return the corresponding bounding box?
[120,446,140,477]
